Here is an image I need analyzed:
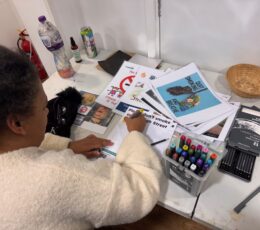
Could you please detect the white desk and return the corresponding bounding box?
[185,68,260,230]
[43,50,260,227]
[43,50,198,218]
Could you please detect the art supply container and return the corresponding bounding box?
[163,131,226,196]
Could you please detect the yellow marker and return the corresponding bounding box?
[182,145,189,151]
[130,109,144,118]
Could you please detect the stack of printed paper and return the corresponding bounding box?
[96,61,239,142]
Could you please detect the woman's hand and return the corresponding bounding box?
[68,134,113,158]
[124,114,146,133]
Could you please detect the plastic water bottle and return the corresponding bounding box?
[38,15,74,78]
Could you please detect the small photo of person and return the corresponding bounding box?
[85,103,114,127]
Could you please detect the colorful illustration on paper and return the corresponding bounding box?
[73,91,115,134]
[157,72,221,117]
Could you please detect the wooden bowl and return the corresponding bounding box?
[227,64,260,98]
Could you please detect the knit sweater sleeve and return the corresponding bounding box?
[98,131,163,227]
[39,133,71,151]
[34,131,163,228]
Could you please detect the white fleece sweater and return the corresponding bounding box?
[0,132,163,230]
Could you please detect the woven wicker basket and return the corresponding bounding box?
[227,64,260,98]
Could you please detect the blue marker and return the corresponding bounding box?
[190,156,196,164]
[206,159,213,166]
[176,147,183,155]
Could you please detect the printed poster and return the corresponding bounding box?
[151,63,233,125]
[95,61,140,110]
[114,66,166,115]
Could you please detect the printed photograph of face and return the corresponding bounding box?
[85,103,114,127]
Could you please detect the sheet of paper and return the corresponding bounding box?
[202,104,239,141]
[73,91,115,134]
[114,66,166,115]
[140,86,172,119]
[102,107,177,157]
[151,63,233,125]
[95,61,140,110]
[181,92,233,130]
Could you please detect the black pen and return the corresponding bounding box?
[151,138,169,146]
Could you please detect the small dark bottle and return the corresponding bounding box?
[70,37,82,63]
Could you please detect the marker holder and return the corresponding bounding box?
[163,131,226,196]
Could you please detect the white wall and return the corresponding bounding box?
[0,0,24,50]
[48,0,156,56]
[11,0,260,75]
[160,0,260,72]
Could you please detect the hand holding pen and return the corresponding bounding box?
[124,109,146,132]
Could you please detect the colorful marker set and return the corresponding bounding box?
[165,134,217,177]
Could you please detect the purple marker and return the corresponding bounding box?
[202,163,210,171]
[181,151,188,159]
[196,158,204,171]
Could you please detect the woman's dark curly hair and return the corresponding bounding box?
[0,46,40,128]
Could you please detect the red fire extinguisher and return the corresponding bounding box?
[17,29,48,81]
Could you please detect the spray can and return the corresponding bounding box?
[80,27,97,58]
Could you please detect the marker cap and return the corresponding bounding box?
[190,156,196,163]
[184,160,191,168]
[186,138,192,146]
[182,145,189,151]
[190,163,197,171]
[206,159,213,166]
[200,153,207,161]
[196,158,204,167]
[176,147,183,154]
[181,151,188,158]
[178,156,185,164]
[210,153,218,161]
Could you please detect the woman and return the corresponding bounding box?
[0,46,163,229]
